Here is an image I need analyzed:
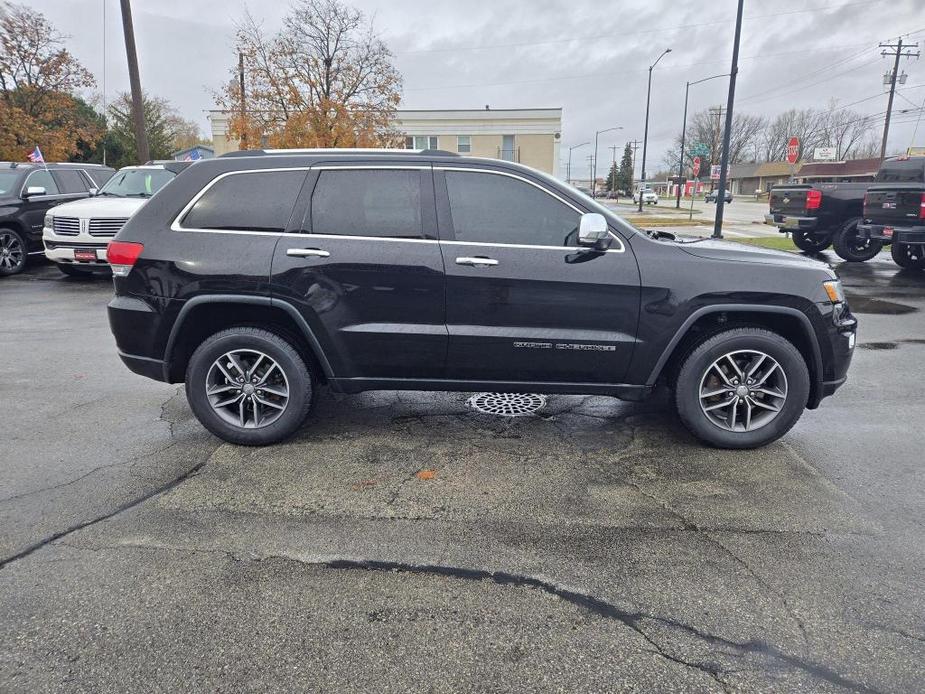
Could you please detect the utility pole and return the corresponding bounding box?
[239,51,248,149]
[119,0,149,163]
[639,48,672,212]
[627,139,640,179]
[592,126,622,197]
[102,0,107,166]
[879,38,919,160]
[587,155,594,189]
[713,0,743,239]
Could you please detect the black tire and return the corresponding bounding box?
[792,230,831,253]
[0,227,27,277]
[674,327,810,449]
[185,327,315,446]
[833,217,882,262]
[890,242,925,270]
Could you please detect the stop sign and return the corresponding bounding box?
[786,137,800,165]
[692,156,701,177]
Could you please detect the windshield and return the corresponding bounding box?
[98,168,175,198]
[0,171,20,195]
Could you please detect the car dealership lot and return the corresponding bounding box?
[2,259,924,692]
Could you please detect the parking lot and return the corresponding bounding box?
[1,256,924,692]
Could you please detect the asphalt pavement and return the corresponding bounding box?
[1,257,923,693]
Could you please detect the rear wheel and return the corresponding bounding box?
[185,327,315,445]
[833,217,882,262]
[890,242,925,270]
[674,327,810,449]
[792,230,831,253]
[0,228,27,276]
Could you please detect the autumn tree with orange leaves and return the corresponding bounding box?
[0,3,102,161]
[218,0,402,149]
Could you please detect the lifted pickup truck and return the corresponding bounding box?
[765,156,925,261]
[859,156,925,270]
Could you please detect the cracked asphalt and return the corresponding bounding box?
[1,256,924,693]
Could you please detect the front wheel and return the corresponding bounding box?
[792,230,831,253]
[833,217,882,262]
[185,327,315,445]
[890,242,925,270]
[0,228,27,276]
[675,327,810,449]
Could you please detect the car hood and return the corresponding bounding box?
[678,237,835,273]
[49,196,147,218]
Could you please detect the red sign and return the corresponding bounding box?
[786,137,800,165]
[692,156,701,177]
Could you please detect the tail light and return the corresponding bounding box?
[920,192,925,220]
[107,241,144,277]
[806,189,822,211]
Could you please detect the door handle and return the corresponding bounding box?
[455,256,498,267]
[287,248,330,258]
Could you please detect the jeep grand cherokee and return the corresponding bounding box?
[107,149,857,448]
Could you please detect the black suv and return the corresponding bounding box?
[0,162,115,276]
[107,149,857,448]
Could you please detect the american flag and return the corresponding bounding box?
[27,146,44,164]
[183,149,202,162]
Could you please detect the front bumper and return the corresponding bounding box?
[43,232,110,267]
[810,305,856,408]
[765,213,818,232]
[858,223,925,244]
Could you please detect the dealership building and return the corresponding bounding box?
[207,107,563,175]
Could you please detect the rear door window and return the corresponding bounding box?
[53,169,90,194]
[310,169,424,238]
[182,170,307,232]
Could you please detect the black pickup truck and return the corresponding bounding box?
[859,156,925,270]
[765,157,925,262]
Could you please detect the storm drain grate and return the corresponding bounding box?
[467,392,547,417]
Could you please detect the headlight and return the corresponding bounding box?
[823,279,845,304]
[43,213,53,229]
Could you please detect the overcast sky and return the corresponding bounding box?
[29,0,925,175]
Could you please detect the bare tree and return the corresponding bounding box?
[663,108,765,176]
[219,0,402,148]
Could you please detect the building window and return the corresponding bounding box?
[406,135,437,150]
[457,135,471,153]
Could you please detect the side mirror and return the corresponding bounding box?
[88,187,98,197]
[578,212,611,249]
[23,186,46,198]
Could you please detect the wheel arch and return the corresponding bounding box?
[163,295,334,384]
[647,304,824,408]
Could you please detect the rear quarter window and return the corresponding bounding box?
[181,170,307,232]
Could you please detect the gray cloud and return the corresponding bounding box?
[29,0,925,171]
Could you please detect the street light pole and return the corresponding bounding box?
[639,48,671,212]
[592,126,622,198]
[713,0,743,239]
[675,73,728,208]
[566,142,589,185]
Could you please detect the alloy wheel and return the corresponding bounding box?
[205,349,290,429]
[0,231,24,272]
[698,350,788,432]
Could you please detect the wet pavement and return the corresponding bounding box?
[1,258,923,692]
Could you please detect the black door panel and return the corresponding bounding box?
[442,242,639,382]
[270,166,447,380]
[436,168,640,384]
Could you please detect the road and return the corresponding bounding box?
[1,258,923,692]
[607,197,779,237]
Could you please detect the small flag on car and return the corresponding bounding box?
[27,146,44,164]
[183,149,202,162]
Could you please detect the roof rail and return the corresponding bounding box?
[219,147,460,158]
